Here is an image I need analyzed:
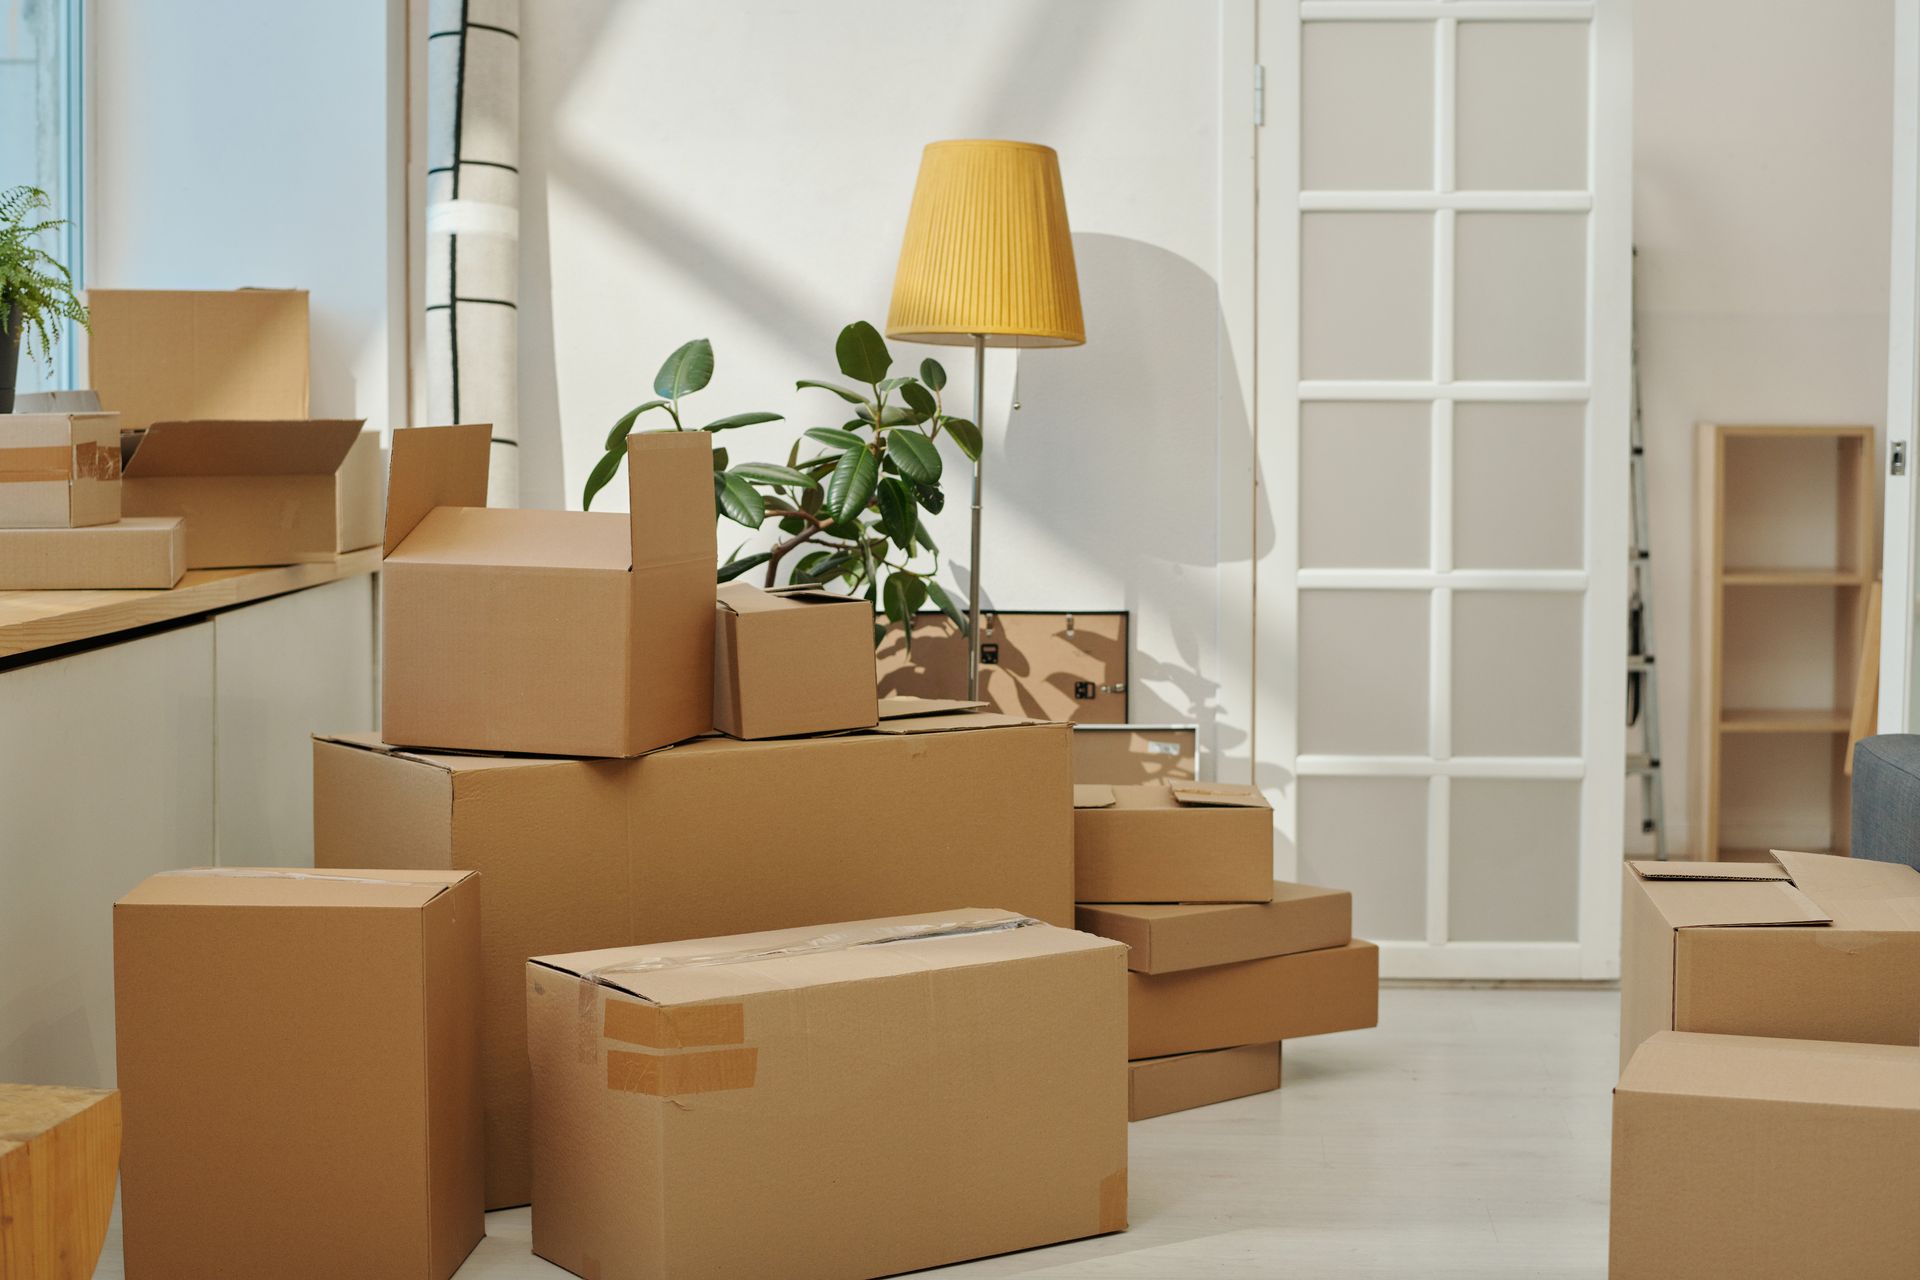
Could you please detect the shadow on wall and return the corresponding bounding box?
[998,231,1269,765]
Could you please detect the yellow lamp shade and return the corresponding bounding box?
[887,139,1085,348]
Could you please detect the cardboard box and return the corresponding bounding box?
[1073,723,1197,785]
[878,608,1130,723]
[1078,881,1352,974]
[1075,781,1275,903]
[121,419,382,568]
[0,411,120,527]
[87,288,310,432]
[0,516,185,590]
[313,703,1075,1209]
[1611,1030,1920,1279]
[1128,1043,1281,1121]
[380,422,713,757]
[1127,939,1378,1059]
[526,909,1128,1280]
[1620,850,1920,1069]
[113,867,484,1280]
[712,582,878,738]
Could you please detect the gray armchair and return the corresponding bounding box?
[1850,735,1920,870]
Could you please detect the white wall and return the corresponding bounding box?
[89,0,406,428]
[1634,0,1894,854]
[519,0,1245,756]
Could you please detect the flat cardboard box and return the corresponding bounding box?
[381,423,713,757]
[1611,1030,1920,1279]
[712,581,878,738]
[1619,849,1920,1069]
[0,516,185,589]
[1078,881,1352,974]
[313,702,1075,1209]
[527,910,1128,1280]
[0,411,121,527]
[1128,1042,1281,1120]
[1073,723,1198,785]
[87,288,310,431]
[113,867,484,1280]
[1127,939,1378,1059]
[1075,781,1275,903]
[121,419,382,568]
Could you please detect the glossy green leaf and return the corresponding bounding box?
[605,400,667,450]
[581,449,624,511]
[900,381,937,420]
[887,430,943,485]
[796,378,869,406]
[914,482,944,515]
[826,446,879,523]
[944,417,983,463]
[653,338,715,400]
[856,403,921,427]
[835,320,892,383]
[700,411,784,432]
[913,513,937,553]
[877,376,914,392]
[714,471,766,528]
[926,578,968,636]
[805,426,865,452]
[876,478,916,551]
[717,552,770,583]
[729,462,813,488]
[778,515,805,535]
[919,357,947,392]
[882,570,928,627]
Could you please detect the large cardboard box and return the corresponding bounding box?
[1620,850,1920,1069]
[526,909,1128,1280]
[0,411,120,527]
[112,867,484,1280]
[712,582,878,738]
[1075,781,1274,903]
[313,703,1075,1209]
[1128,1043,1281,1121]
[380,422,714,757]
[121,419,383,568]
[87,288,310,431]
[1611,1030,1920,1279]
[1127,940,1379,1059]
[1078,881,1352,974]
[0,516,185,589]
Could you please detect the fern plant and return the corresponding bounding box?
[0,186,87,376]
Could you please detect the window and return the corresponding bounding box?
[1,0,83,392]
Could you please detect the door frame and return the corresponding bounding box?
[1880,0,1920,733]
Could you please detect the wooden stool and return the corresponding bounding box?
[0,1084,121,1279]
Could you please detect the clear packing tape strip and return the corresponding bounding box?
[582,916,1041,986]
[157,868,455,889]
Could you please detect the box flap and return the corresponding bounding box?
[12,390,103,413]
[1628,859,1791,882]
[1074,785,1117,809]
[387,506,632,570]
[384,423,492,554]
[123,419,365,478]
[1168,781,1270,810]
[1635,876,1831,929]
[117,866,471,911]
[1619,1030,1920,1111]
[313,730,569,775]
[624,431,714,569]
[867,710,1042,735]
[1770,849,1920,930]
[717,582,864,614]
[877,696,991,719]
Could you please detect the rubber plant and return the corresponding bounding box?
[0,186,89,414]
[583,321,979,645]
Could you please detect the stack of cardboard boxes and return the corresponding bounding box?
[0,289,381,590]
[1610,850,1920,1278]
[111,420,1141,1280]
[1071,781,1379,1119]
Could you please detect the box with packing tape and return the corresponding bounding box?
[1619,849,1920,1069]
[526,910,1128,1280]
[1074,781,1274,904]
[314,697,1075,1209]
[112,867,484,1280]
[0,411,120,528]
[712,581,877,739]
[379,423,714,758]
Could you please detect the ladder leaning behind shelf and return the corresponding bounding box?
[1691,425,1877,860]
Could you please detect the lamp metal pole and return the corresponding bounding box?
[967,333,986,700]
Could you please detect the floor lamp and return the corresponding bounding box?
[886,139,1085,700]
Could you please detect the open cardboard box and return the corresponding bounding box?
[380,423,715,758]
[712,581,877,739]
[313,697,1074,1209]
[1620,849,1920,1068]
[0,411,121,528]
[1074,781,1275,904]
[526,910,1127,1279]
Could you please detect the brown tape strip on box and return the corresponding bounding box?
[606,1047,759,1097]
[1098,1169,1129,1233]
[603,999,746,1049]
[0,445,71,482]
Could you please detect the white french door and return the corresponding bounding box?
[1879,0,1920,733]
[1256,0,1631,979]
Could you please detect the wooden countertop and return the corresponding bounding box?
[0,547,380,661]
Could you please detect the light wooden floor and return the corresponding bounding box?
[98,986,1619,1279]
